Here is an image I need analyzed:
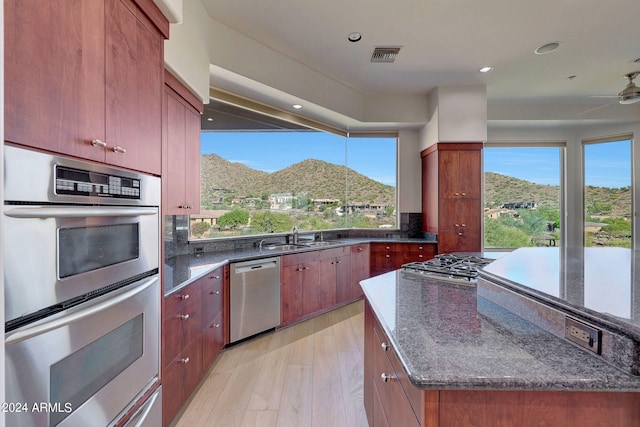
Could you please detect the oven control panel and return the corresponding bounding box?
[55,165,141,199]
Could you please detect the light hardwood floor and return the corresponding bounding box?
[174,300,369,427]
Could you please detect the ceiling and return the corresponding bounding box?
[199,0,640,131]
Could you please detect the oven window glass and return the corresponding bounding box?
[58,223,139,278]
[50,314,144,425]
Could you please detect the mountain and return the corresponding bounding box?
[485,172,631,218]
[200,155,395,206]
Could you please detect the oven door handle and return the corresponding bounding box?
[4,206,158,219]
[5,276,158,345]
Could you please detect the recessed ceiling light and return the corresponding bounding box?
[479,66,493,73]
[292,104,303,110]
[206,117,213,121]
[534,42,560,55]
[347,32,362,43]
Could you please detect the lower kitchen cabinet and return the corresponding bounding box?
[162,265,227,427]
[364,299,640,427]
[370,242,436,276]
[281,251,320,325]
[162,279,203,426]
[350,244,370,300]
[320,246,350,306]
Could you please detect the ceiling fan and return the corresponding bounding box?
[580,71,640,115]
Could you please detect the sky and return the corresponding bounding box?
[200,131,397,187]
[201,132,632,190]
[484,140,632,189]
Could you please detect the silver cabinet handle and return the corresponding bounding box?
[180,314,190,320]
[179,204,192,209]
[210,275,221,279]
[210,290,220,295]
[112,146,127,154]
[181,357,190,364]
[381,342,389,351]
[214,323,220,328]
[5,206,157,219]
[381,373,394,382]
[91,139,107,148]
[180,294,190,300]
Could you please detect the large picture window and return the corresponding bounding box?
[583,138,632,248]
[484,145,563,249]
[191,130,397,240]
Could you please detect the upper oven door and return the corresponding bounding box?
[3,205,159,324]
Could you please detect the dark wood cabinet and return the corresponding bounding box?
[365,299,640,427]
[370,242,436,276]
[5,0,168,174]
[320,246,350,306]
[162,70,204,215]
[162,265,227,426]
[201,267,225,369]
[350,244,370,300]
[422,143,483,254]
[281,251,320,325]
[162,279,203,426]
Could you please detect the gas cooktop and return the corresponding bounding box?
[402,253,495,283]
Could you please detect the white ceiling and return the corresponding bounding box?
[200,0,640,130]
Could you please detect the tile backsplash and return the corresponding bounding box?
[164,212,423,259]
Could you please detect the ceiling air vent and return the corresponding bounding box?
[371,47,401,63]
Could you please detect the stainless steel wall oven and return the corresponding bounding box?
[3,145,161,426]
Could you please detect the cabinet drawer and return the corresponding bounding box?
[201,279,223,327]
[282,251,319,267]
[162,299,202,367]
[164,279,203,318]
[203,312,224,369]
[319,245,349,259]
[373,325,422,422]
[372,331,420,427]
[201,268,224,291]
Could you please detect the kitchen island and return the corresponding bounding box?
[361,249,640,426]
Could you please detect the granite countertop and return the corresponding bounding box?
[164,236,437,295]
[479,247,640,341]
[360,269,640,391]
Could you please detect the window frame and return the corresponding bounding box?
[482,141,566,252]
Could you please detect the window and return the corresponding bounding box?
[484,145,563,249]
[583,138,632,248]
[191,130,397,240]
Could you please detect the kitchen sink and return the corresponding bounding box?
[300,241,337,247]
[264,244,304,251]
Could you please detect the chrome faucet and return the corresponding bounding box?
[291,225,298,245]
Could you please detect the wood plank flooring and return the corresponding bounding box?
[174,300,368,427]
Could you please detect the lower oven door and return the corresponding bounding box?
[5,275,160,427]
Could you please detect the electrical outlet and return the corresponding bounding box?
[565,317,601,354]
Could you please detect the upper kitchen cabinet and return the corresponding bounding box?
[162,70,204,215]
[4,0,168,175]
[422,143,483,254]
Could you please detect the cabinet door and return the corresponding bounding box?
[105,0,162,174]
[350,244,370,299]
[301,261,328,316]
[184,107,202,213]
[5,0,106,160]
[164,90,188,214]
[335,254,352,303]
[281,264,304,324]
[457,149,481,198]
[202,312,224,369]
[403,243,436,264]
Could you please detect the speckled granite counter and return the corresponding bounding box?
[164,237,436,295]
[360,269,640,391]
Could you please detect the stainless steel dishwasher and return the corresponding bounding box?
[230,257,281,343]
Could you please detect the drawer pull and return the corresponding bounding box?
[381,342,390,351]
[210,290,220,295]
[112,145,127,154]
[180,294,190,300]
[381,373,395,383]
[210,275,220,279]
[385,255,390,258]
[90,139,107,148]
[180,314,190,320]
[181,357,190,364]
[214,323,220,328]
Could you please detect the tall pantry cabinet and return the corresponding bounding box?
[422,143,483,254]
